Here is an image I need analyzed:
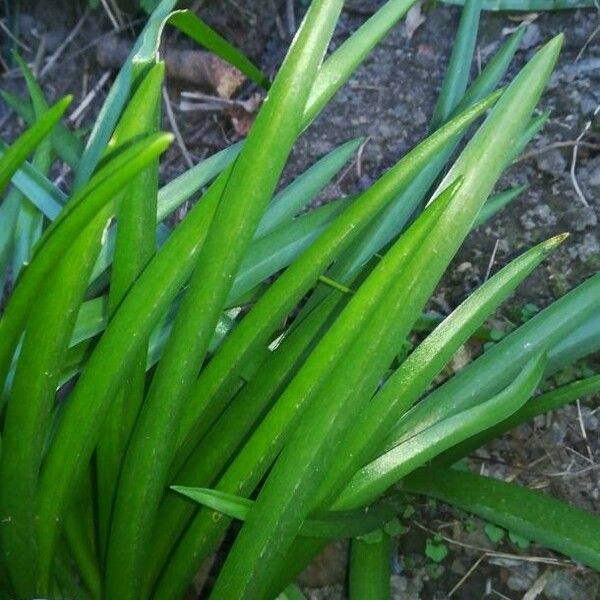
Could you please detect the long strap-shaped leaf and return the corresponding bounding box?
[209,36,562,600]
[153,180,460,600]
[437,374,600,466]
[430,0,482,129]
[384,270,600,453]
[336,353,546,510]
[171,487,397,540]
[103,4,345,599]
[0,133,171,395]
[306,235,564,514]
[0,97,70,196]
[96,63,164,556]
[0,212,107,597]
[402,466,600,570]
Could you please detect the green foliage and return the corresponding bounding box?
[425,538,449,563]
[0,1,598,599]
[485,522,506,544]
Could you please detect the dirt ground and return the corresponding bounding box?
[1,1,600,598]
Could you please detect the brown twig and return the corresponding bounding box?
[163,86,195,169]
[40,9,89,78]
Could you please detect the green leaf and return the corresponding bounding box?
[96,62,164,554]
[485,523,505,544]
[0,212,107,597]
[167,11,269,90]
[0,133,172,399]
[425,539,449,563]
[314,234,564,513]
[430,0,482,129]
[171,487,397,540]
[474,185,527,228]
[0,90,83,169]
[73,0,177,188]
[403,466,600,570]
[11,53,54,279]
[304,0,418,125]
[0,96,71,196]
[104,4,345,599]
[436,374,600,466]
[256,138,363,238]
[349,534,392,600]
[385,271,600,455]
[336,352,546,510]
[0,139,66,219]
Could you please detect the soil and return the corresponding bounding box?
[1,1,600,599]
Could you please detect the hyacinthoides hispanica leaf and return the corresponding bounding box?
[349,534,392,600]
[0,211,109,598]
[171,487,397,540]
[437,374,600,466]
[0,132,172,399]
[152,177,463,600]
[10,54,53,279]
[383,271,600,454]
[208,36,562,600]
[0,96,70,197]
[402,466,600,569]
[102,3,346,598]
[304,235,566,514]
[430,0,483,130]
[336,352,547,510]
[34,4,440,581]
[95,62,164,555]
